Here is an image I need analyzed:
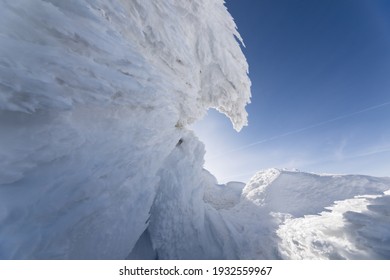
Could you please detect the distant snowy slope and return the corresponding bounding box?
[242,169,389,217]
[0,0,250,259]
[219,169,390,259]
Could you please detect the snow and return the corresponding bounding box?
[1,0,389,260]
[148,131,239,259]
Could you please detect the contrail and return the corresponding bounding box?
[209,101,390,160]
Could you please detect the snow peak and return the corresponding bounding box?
[119,266,180,276]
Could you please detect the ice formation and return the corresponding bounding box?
[0,0,249,259]
[1,0,389,260]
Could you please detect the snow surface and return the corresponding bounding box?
[1,0,389,260]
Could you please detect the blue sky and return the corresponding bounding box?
[193,0,390,183]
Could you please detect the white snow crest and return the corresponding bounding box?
[0,0,250,129]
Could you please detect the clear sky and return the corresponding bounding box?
[193,0,390,183]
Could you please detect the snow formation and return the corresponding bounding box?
[0,0,249,259]
[1,0,389,260]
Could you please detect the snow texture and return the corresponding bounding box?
[1,0,389,260]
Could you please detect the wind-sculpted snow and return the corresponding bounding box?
[148,132,240,259]
[0,0,249,259]
[1,0,389,260]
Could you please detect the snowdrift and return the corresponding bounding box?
[1,0,389,260]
